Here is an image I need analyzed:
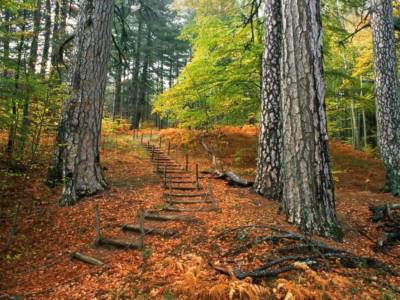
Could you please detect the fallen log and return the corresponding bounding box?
[71,252,104,266]
[215,171,254,188]
[200,137,253,187]
[369,203,400,249]
[369,203,400,222]
[122,224,178,236]
[377,231,400,249]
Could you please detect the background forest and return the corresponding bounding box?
[1,0,399,165]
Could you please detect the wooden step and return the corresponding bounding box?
[163,206,220,213]
[170,180,197,184]
[166,199,211,205]
[144,213,195,222]
[166,186,199,191]
[163,193,207,198]
[97,237,139,249]
[122,224,177,236]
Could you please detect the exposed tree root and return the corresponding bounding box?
[216,225,399,280]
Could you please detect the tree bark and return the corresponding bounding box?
[58,0,114,206]
[254,0,282,201]
[370,0,400,196]
[280,0,341,239]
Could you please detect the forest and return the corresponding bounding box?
[1,0,400,299]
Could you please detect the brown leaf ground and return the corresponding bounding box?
[0,126,399,299]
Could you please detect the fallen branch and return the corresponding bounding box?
[235,261,317,279]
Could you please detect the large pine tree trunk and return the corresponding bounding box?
[281,0,341,239]
[254,0,282,200]
[370,0,400,196]
[59,0,114,206]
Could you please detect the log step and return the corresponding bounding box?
[144,213,195,222]
[166,186,199,191]
[157,170,187,174]
[163,206,220,213]
[166,199,211,205]
[122,224,178,236]
[164,193,207,198]
[170,180,197,184]
[71,252,104,266]
[97,237,140,249]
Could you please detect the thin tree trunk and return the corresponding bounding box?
[29,0,42,71]
[58,0,114,205]
[370,0,400,196]
[281,0,342,239]
[40,0,52,75]
[7,9,27,165]
[50,0,61,69]
[130,17,143,129]
[113,63,122,120]
[351,100,361,150]
[254,0,282,201]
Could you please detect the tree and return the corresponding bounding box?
[253,0,282,200]
[57,0,115,206]
[370,0,400,196]
[280,0,342,239]
[40,0,52,75]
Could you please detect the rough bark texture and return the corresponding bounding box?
[281,0,341,239]
[370,0,400,196]
[59,0,114,206]
[254,0,282,200]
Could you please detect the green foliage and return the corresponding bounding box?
[0,1,67,164]
[153,0,263,129]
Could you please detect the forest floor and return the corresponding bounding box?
[1,126,400,300]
